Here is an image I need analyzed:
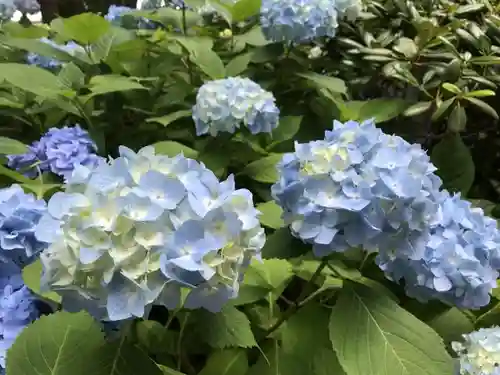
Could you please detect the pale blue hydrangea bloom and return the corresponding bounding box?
[35,146,265,321]
[378,191,500,309]
[192,77,280,136]
[13,0,40,14]
[0,262,40,372]
[0,0,15,21]
[271,119,442,257]
[26,38,84,69]
[260,0,339,43]
[7,125,103,180]
[0,185,47,268]
[452,326,500,375]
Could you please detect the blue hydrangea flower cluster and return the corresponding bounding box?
[0,185,47,268]
[7,125,103,180]
[260,0,339,43]
[13,0,39,14]
[378,191,500,309]
[192,77,280,136]
[34,146,265,321]
[272,119,442,257]
[0,261,40,374]
[26,38,84,69]
[0,0,15,20]
[452,326,500,375]
[104,5,156,29]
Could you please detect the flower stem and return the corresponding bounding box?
[263,258,329,337]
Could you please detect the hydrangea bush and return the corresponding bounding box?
[0,0,499,375]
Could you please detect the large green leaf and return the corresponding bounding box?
[246,340,305,375]
[190,47,225,80]
[91,26,135,62]
[87,75,147,96]
[198,349,248,375]
[0,37,82,64]
[0,137,27,155]
[341,99,408,123]
[6,311,104,375]
[270,115,302,145]
[193,306,257,348]
[426,308,474,344]
[242,153,284,183]
[431,133,475,196]
[329,283,454,375]
[0,63,71,98]
[244,258,293,290]
[296,72,347,94]
[146,110,192,127]
[50,13,111,45]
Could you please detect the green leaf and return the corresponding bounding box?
[403,101,432,117]
[158,365,185,375]
[296,72,347,94]
[442,82,462,94]
[198,349,248,375]
[242,153,283,183]
[270,115,302,145]
[464,97,499,119]
[343,99,408,123]
[0,137,27,155]
[98,336,163,375]
[0,37,82,64]
[466,90,496,98]
[22,259,62,303]
[153,141,199,159]
[256,201,284,229]
[329,283,454,375]
[135,320,173,356]
[432,98,455,122]
[88,75,147,96]
[261,227,308,259]
[247,340,304,375]
[0,63,70,98]
[146,110,192,127]
[190,47,226,79]
[447,104,467,132]
[58,62,85,90]
[426,308,474,343]
[194,306,257,348]
[0,164,31,184]
[6,311,104,375]
[431,133,475,195]
[50,13,111,45]
[230,0,262,22]
[22,182,61,200]
[233,26,269,47]
[244,258,293,290]
[91,26,135,62]
[225,53,252,77]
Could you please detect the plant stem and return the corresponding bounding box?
[263,258,329,337]
[176,312,190,372]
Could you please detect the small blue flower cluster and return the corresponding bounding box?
[0,186,45,373]
[452,326,500,375]
[104,5,156,30]
[192,77,280,136]
[0,185,48,268]
[7,125,103,180]
[26,38,84,69]
[35,146,265,321]
[260,0,339,43]
[272,119,500,309]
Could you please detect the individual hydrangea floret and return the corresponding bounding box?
[13,0,40,14]
[8,125,103,180]
[26,38,84,69]
[35,146,265,321]
[0,185,47,268]
[452,326,500,375]
[378,191,500,309]
[271,119,442,257]
[260,0,339,43]
[192,77,280,136]
[0,0,15,21]
[0,274,39,371]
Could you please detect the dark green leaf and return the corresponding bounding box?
[427,308,474,343]
[431,133,475,195]
[198,349,248,375]
[22,259,62,304]
[464,97,499,119]
[296,72,347,94]
[447,104,467,132]
[270,115,302,145]
[88,75,147,95]
[146,110,192,127]
[432,98,455,122]
[343,99,408,123]
[242,153,283,183]
[225,53,251,77]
